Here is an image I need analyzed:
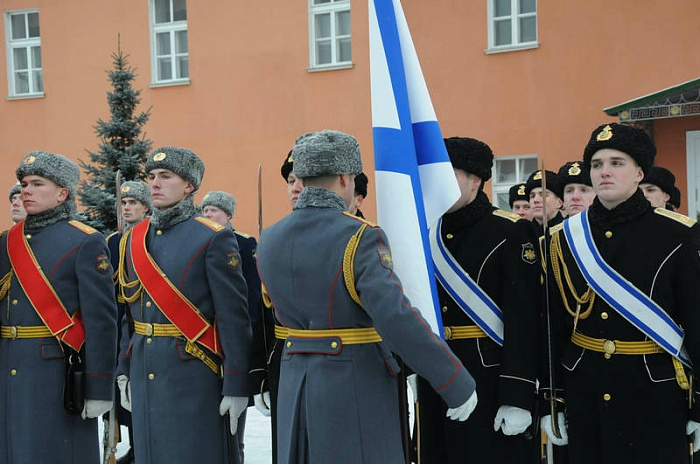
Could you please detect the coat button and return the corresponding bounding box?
[10,369,17,376]
[25,234,31,239]
[148,373,155,380]
[442,306,448,313]
[147,338,153,344]
[286,341,292,348]
[331,341,338,349]
[446,234,454,239]
[156,230,163,236]
[11,299,18,305]
[605,231,613,238]
[601,312,608,320]
[603,393,611,401]
[146,301,152,307]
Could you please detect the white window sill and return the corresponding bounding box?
[149,79,191,88]
[485,42,539,55]
[7,92,45,100]
[307,62,354,73]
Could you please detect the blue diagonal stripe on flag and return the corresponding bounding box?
[369,0,461,336]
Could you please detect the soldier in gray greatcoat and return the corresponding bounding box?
[0,151,118,463]
[256,130,478,464]
[9,182,26,224]
[116,147,255,464]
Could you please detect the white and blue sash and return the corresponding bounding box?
[429,218,504,345]
[563,211,691,366]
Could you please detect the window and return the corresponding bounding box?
[5,10,43,97]
[492,155,538,210]
[309,0,352,70]
[150,0,188,85]
[487,0,538,53]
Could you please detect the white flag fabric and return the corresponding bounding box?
[369,0,461,336]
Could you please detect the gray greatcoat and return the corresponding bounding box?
[0,218,118,464]
[256,187,476,464]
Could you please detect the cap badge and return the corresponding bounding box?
[517,185,526,196]
[596,125,613,141]
[533,171,543,181]
[287,154,294,162]
[24,155,36,165]
[568,163,581,176]
[153,152,167,161]
[121,186,130,193]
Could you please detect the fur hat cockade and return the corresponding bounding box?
[16,151,80,200]
[292,130,363,178]
[508,183,528,208]
[444,137,493,182]
[281,150,294,181]
[557,161,591,188]
[145,146,205,192]
[524,170,562,199]
[201,190,237,217]
[583,123,656,177]
[120,181,152,210]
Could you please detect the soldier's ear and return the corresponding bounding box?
[57,187,69,202]
[184,182,195,194]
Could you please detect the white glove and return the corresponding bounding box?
[254,392,271,417]
[446,390,478,422]
[81,399,113,419]
[407,374,418,402]
[219,396,249,435]
[117,375,131,412]
[687,420,700,451]
[493,405,532,436]
[540,412,568,446]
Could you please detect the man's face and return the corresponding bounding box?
[511,200,531,220]
[562,183,596,216]
[529,187,562,224]
[639,183,670,209]
[10,192,26,223]
[286,172,304,207]
[148,169,194,209]
[121,198,149,225]
[202,205,231,226]
[20,175,68,216]
[589,149,643,210]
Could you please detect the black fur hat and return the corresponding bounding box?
[583,123,656,177]
[641,166,676,196]
[508,183,528,208]
[524,170,561,199]
[557,161,591,188]
[444,137,493,182]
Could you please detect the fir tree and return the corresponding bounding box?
[78,43,152,233]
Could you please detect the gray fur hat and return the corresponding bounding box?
[145,146,205,192]
[120,181,151,210]
[8,182,21,202]
[292,130,363,178]
[16,151,80,200]
[201,190,236,217]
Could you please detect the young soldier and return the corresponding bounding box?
[557,161,595,217]
[416,137,540,463]
[116,147,253,464]
[282,150,304,208]
[0,151,118,463]
[201,190,266,464]
[9,182,27,223]
[509,183,532,220]
[525,169,563,234]
[640,165,677,209]
[257,130,478,464]
[541,123,700,463]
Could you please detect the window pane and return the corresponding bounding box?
[155,0,171,23]
[31,46,42,68]
[13,48,28,70]
[33,70,43,93]
[494,0,511,17]
[175,30,188,53]
[314,0,332,4]
[11,14,27,40]
[177,56,189,79]
[495,192,509,210]
[316,40,332,65]
[156,32,171,55]
[519,17,536,42]
[497,159,516,183]
[15,71,29,94]
[315,14,331,39]
[338,37,351,62]
[520,158,538,179]
[495,19,512,46]
[173,0,187,21]
[27,12,40,37]
[520,0,536,14]
[158,58,172,80]
[336,10,351,36]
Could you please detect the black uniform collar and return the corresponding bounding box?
[23,202,73,234]
[442,190,493,231]
[587,188,650,227]
[294,186,347,211]
[151,196,197,230]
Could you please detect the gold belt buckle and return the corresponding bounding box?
[603,339,616,358]
[9,326,17,340]
[145,323,154,336]
[443,326,453,341]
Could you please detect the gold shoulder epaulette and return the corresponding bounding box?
[492,209,520,223]
[234,230,252,239]
[654,208,697,227]
[68,220,98,235]
[194,216,226,232]
[342,211,378,228]
[549,222,564,234]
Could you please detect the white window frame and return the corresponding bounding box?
[492,154,538,210]
[149,0,189,87]
[308,0,353,71]
[486,0,538,54]
[5,9,43,99]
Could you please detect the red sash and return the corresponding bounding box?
[129,219,221,356]
[6,221,85,350]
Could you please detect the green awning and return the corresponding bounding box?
[603,77,700,122]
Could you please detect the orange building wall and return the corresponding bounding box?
[1,0,699,233]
